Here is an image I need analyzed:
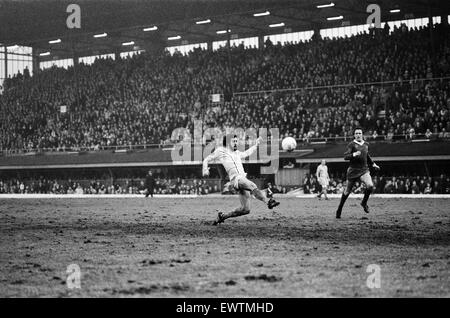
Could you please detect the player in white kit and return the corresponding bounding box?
[316,160,330,200]
[202,134,280,225]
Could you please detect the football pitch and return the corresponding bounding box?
[0,196,449,297]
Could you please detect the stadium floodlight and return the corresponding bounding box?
[216,29,231,34]
[327,15,343,21]
[143,26,158,31]
[196,19,211,25]
[93,33,107,38]
[317,2,335,9]
[122,41,135,46]
[168,35,181,40]
[269,22,285,28]
[48,39,61,44]
[39,51,50,56]
[390,9,401,13]
[253,11,270,17]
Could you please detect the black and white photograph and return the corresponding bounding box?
[0,0,449,301]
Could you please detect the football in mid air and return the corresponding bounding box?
[281,137,297,152]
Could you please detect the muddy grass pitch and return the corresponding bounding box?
[0,197,449,297]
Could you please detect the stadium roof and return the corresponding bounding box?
[1,0,449,60]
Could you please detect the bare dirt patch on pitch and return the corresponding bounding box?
[0,197,449,297]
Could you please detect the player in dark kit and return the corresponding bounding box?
[144,170,155,198]
[336,128,380,218]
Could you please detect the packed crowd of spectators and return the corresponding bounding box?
[1,173,447,195]
[0,22,449,153]
[0,177,222,195]
[209,78,450,143]
[302,173,450,194]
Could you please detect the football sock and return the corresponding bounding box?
[337,192,350,212]
[361,188,372,206]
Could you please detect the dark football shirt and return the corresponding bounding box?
[344,140,374,180]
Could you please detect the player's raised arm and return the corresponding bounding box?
[239,137,262,159]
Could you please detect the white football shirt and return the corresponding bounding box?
[316,164,329,180]
[203,145,257,182]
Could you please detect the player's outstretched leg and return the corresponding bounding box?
[212,208,250,225]
[213,190,251,225]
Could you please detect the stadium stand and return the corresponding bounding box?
[1,23,449,154]
[0,21,449,195]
